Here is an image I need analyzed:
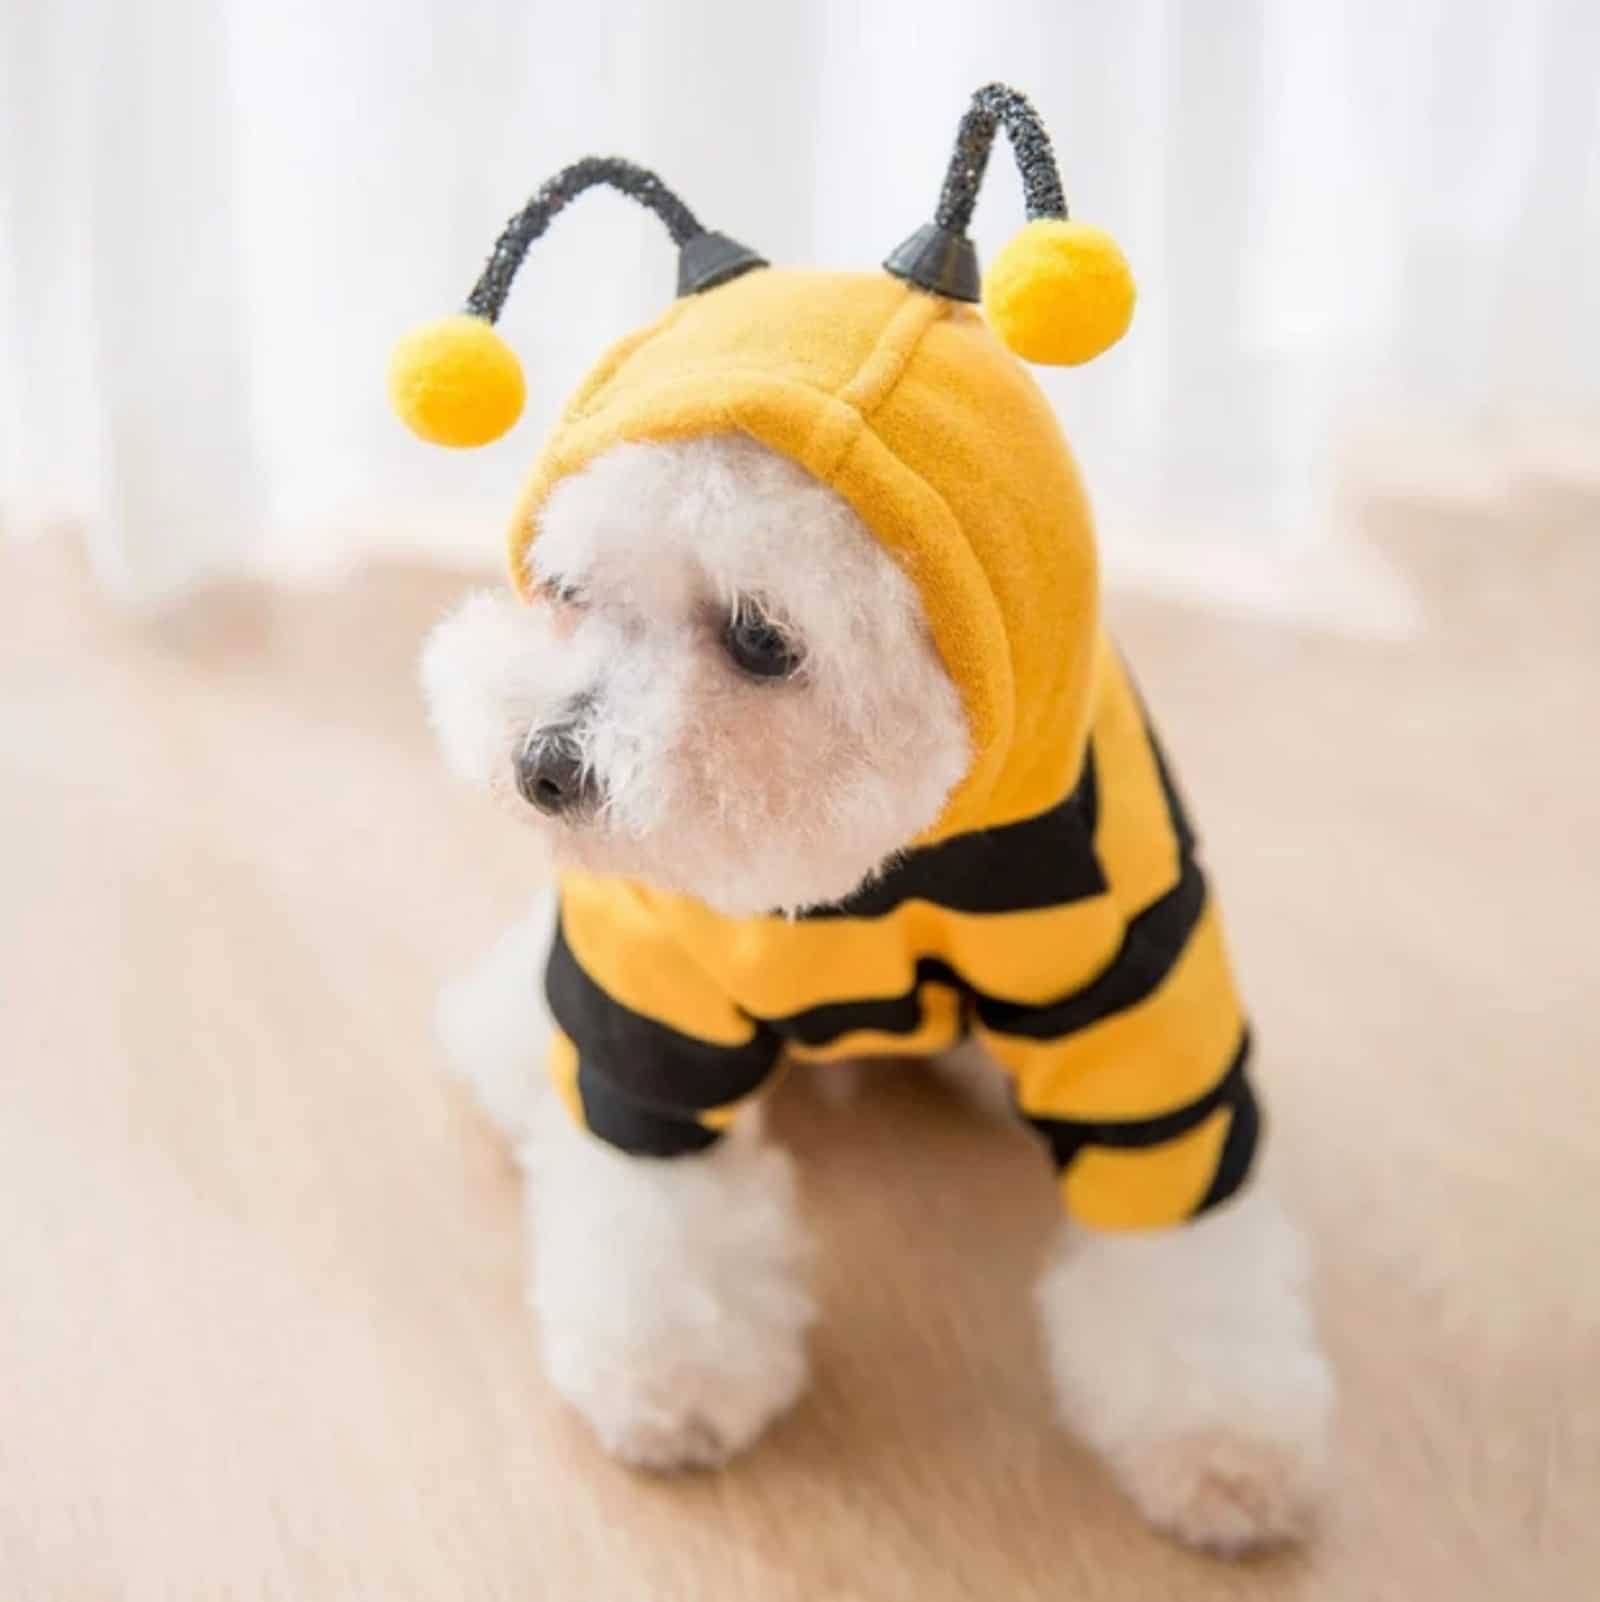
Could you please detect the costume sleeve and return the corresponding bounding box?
[978,656,1260,1230]
[544,875,783,1158]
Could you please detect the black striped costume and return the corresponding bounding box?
[544,645,1258,1232]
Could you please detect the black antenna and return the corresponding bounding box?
[885,83,1069,302]
[464,156,766,322]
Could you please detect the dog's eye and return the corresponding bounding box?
[721,607,803,681]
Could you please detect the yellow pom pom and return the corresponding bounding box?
[388,314,526,448]
[982,220,1136,366]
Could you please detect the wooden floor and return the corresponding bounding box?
[3,514,1596,1601]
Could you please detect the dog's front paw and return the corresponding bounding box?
[1110,1428,1319,1554]
[549,1333,810,1473]
[525,1099,815,1472]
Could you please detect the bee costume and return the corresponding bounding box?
[392,84,1259,1231]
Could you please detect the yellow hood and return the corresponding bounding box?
[507,267,1102,840]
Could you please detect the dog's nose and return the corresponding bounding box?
[515,727,595,817]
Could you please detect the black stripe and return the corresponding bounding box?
[1192,1063,1261,1215]
[798,749,1103,919]
[974,686,1203,1043]
[768,853,1203,1048]
[974,853,1206,1041]
[546,918,780,1113]
[766,958,968,1046]
[575,1061,722,1159]
[1025,1029,1253,1167]
[1146,725,1196,858]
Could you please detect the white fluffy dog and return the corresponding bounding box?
[422,434,1332,1553]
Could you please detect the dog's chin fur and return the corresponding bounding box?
[420,434,969,917]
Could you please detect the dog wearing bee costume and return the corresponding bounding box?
[400,84,1332,1552]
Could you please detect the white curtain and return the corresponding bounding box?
[2,0,1596,607]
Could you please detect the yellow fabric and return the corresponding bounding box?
[982,221,1136,367]
[546,1030,584,1126]
[548,641,1251,1230]
[1062,1108,1235,1231]
[661,893,1123,1019]
[979,901,1242,1123]
[559,873,758,1048]
[389,315,526,448]
[507,268,1101,839]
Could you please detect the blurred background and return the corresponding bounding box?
[4,0,1596,614]
[2,4,1598,1599]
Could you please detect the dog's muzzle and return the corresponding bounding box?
[515,722,597,818]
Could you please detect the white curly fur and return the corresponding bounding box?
[421,434,969,917]
[423,435,1332,1545]
[524,1092,816,1470]
[433,894,555,1143]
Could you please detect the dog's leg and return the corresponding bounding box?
[1036,1186,1333,1553]
[434,892,556,1144]
[437,896,812,1468]
[521,1094,815,1470]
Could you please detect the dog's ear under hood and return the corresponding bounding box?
[390,84,1136,841]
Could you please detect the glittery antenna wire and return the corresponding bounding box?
[934,83,1067,233]
[465,158,706,322]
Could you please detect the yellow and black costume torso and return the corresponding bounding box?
[546,638,1257,1233]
